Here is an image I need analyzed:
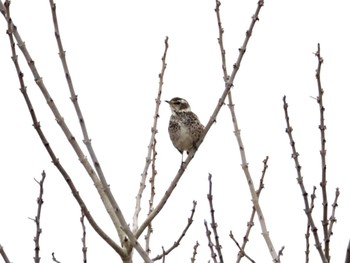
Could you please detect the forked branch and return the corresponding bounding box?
[283,96,327,263]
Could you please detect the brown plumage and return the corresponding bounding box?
[166,97,204,159]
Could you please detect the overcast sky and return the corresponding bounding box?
[1,0,350,262]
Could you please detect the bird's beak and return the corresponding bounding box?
[165,100,170,104]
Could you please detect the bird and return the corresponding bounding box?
[165,97,204,162]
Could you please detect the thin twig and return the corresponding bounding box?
[283,96,327,263]
[145,125,160,254]
[204,220,218,263]
[236,156,269,263]
[314,43,330,261]
[80,210,87,263]
[229,231,255,263]
[30,171,46,263]
[51,252,61,263]
[328,188,340,243]
[133,36,169,234]
[136,0,264,241]
[207,174,224,263]
[0,244,11,263]
[152,201,197,261]
[305,186,317,263]
[191,241,200,263]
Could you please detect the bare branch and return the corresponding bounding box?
[204,220,218,263]
[314,43,330,261]
[345,239,350,263]
[136,0,264,241]
[236,156,269,263]
[51,252,61,263]
[2,6,123,256]
[207,174,224,262]
[214,1,278,260]
[152,201,197,261]
[283,96,327,263]
[133,36,169,234]
[190,241,200,263]
[80,210,87,263]
[328,188,340,243]
[229,231,255,263]
[145,138,159,254]
[0,244,11,263]
[305,186,317,263]
[31,171,46,263]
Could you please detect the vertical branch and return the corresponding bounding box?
[31,171,46,263]
[283,96,327,263]
[190,241,200,263]
[214,1,279,261]
[204,220,218,263]
[328,188,340,242]
[305,186,317,263]
[133,36,169,233]
[145,138,158,254]
[207,174,224,263]
[314,43,330,261]
[0,245,11,263]
[80,210,87,263]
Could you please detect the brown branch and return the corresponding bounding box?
[152,201,197,261]
[51,252,61,263]
[145,138,159,255]
[236,156,269,263]
[136,0,264,241]
[133,36,169,234]
[314,43,330,261]
[1,2,152,261]
[214,1,278,261]
[29,171,46,263]
[190,241,200,263]
[229,231,255,263]
[283,96,327,263]
[204,220,218,263]
[345,239,350,263]
[207,174,224,263]
[305,186,317,263]
[0,245,11,263]
[80,210,87,263]
[47,0,137,249]
[2,4,124,257]
[328,188,339,244]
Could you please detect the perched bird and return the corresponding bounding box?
[165,97,204,162]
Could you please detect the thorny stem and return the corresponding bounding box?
[190,241,200,263]
[283,96,327,263]
[204,220,218,263]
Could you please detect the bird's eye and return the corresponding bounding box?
[174,101,180,105]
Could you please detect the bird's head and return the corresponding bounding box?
[165,97,191,114]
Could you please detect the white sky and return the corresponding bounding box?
[1,0,350,262]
